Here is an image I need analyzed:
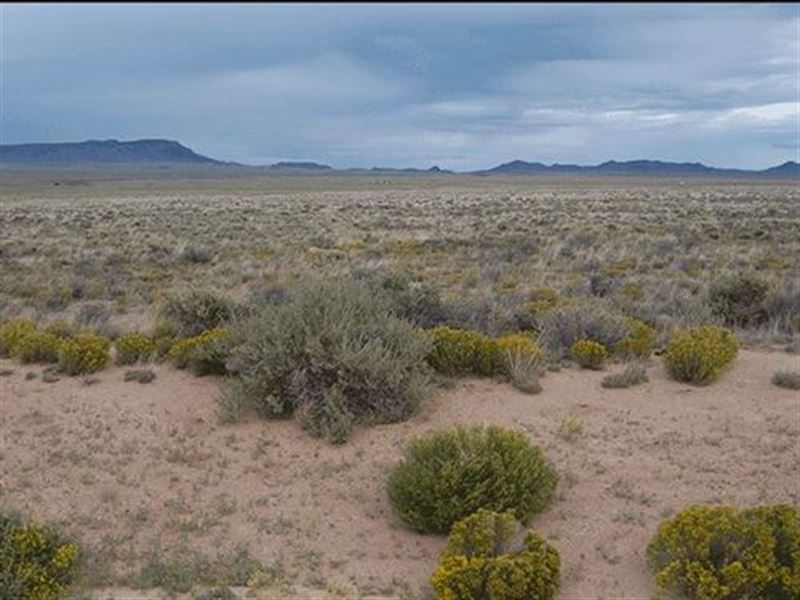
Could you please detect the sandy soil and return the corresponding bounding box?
[1,350,798,599]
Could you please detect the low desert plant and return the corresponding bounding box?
[539,305,631,359]
[772,369,800,390]
[124,369,156,384]
[613,317,656,358]
[601,363,649,389]
[647,504,800,600]
[427,326,497,376]
[709,273,770,327]
[0,510,80,599]
[429,509,561,600]
[388,426,558,534]
[12,331,61,364]
[0,319,37,357]
[494,333,541,374]
[160,289,235,338]
[168,327,230,375]
[664,326,740,384]
[223,278,432,442]
[58,334,110,375]
[114,333,156,365]
[43,321,78,340]
[571,339,608,370]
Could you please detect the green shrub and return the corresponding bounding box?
[0,511,79,599]
[224,278,432,442]
[168,327,230,375]
[709,273,770,327]
[613,317,656,358]
[429,509,561,600]
[0,319,37,357]
[160,289,235,338]
[114,333,156,365]
[570,339,608,370]
[427,327,497,376]
[13,331,62,364]
[388,426,558,534]
[647,504,800,600]
[58,334,110,375]
[664,326,740,385]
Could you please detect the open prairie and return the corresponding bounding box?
[1,174,797,342]
[1,174,799,599]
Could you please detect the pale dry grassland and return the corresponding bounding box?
[0,174,798,599]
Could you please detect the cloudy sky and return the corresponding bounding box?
[1,3,798,169]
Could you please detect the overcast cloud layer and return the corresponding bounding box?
[1,3,798,169]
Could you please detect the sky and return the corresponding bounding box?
[1,3,798,170]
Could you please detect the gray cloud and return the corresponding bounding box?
[1,3,797,169]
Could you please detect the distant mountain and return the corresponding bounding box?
[270,161,332,171]
[348,165,452,174]
[479,158,796,178]
[1,138,796,178]
[0,139,221,165]
[760,160,800,178]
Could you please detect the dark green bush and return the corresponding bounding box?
[388,426,558,534]
[430,509,561,600]
[709,273,770,327]
[647,504,800,600]
[223,278,432,442]
[0,511,80,599]
[160,289,235,338]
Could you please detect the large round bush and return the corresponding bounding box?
[430,509,561,600]
[388,426,558,534]
[664,326,740,385]
[647,504,799,600]
[223,278,432,443]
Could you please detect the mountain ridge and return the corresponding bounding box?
[1,138,797,178]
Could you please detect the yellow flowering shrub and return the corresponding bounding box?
[13,331,62,364]
[664,326,740,384]
[570,339,608,370]
[647,504,800,600]
[114,333,156,365]
[58,334,110,375]
[426,326,497,376]
[0,511,79,599]
[494,334,541,369]
[614,317,656,358]
[0,319,37,357]
[430,509,560,600]
[168,327,230,375]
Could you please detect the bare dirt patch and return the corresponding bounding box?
[1,349,798,598]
